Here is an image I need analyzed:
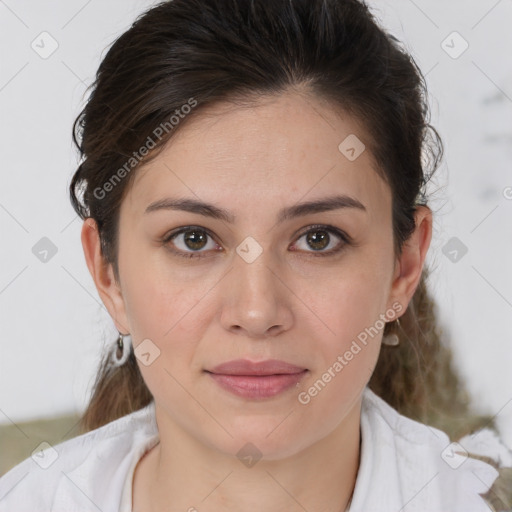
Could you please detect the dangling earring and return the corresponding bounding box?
[382,318,401,347]
[112,332,132,367]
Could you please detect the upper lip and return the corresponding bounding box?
[207,359,307,376]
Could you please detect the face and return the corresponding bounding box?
[84,90,425,460]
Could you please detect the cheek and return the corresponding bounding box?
[295,276,385,423]
[121,241,221,326]
[120,258,219,384]
[307,264,389,347]
[121,254,204,333]
[295,261,388,394]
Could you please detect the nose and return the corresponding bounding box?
[219,244,294,339]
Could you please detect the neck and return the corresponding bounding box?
[133,400,362,512]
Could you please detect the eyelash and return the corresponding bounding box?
[161,224,351,259]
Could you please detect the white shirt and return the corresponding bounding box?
[0,386,509,512]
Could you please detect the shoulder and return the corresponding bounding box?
[456,428,512,511]
[353,387,512,511]
[0,401,158,512]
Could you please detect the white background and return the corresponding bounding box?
[0,0,511,446]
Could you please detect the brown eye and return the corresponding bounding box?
[292,225,349,256]
[183,230,208,250]
[163,226,220,258]
[305,230,330,251]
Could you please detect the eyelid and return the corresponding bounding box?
[294,224,351,243]
[163,225,217,243]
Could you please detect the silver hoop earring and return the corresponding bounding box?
[112,332,132,367]
[382,318,401,347]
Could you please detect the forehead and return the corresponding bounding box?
[123,90,391,223]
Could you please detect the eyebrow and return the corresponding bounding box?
[144,194,367,224]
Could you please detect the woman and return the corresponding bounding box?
[1,0,511,510]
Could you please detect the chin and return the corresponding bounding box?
[207,419,311,462]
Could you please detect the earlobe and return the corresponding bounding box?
[388,206,433,311]
[80,218,130,334]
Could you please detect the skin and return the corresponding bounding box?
[81,89,432,512]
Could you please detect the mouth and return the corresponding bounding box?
[204,359,308,399]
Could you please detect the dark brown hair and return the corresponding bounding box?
[69,0,493,438]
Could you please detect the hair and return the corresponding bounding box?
[70,0,494,438]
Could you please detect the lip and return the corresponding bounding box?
[205,359,308,399]
[208,359,306,375]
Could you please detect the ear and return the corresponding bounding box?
[387,205,433,314]
[81,218,130,334]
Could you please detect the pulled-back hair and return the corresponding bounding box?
[69,0,492,438]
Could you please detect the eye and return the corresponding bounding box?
[162,226,221,258]
[162,224,351,259]
[291,225,349,256]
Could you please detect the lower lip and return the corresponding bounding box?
[207,371,308,399]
